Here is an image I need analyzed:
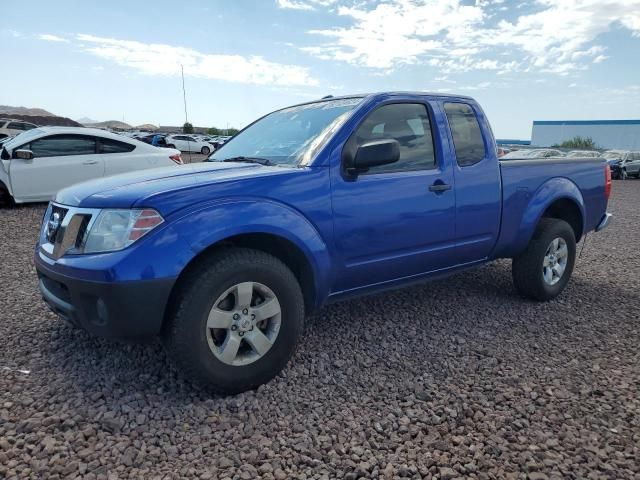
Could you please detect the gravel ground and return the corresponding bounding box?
[1,181,639,480]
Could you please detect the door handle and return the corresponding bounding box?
[429,183,452,193]
[83,160,99,165]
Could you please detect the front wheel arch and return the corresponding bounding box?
[164,232,318,331]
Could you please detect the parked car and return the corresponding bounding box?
[0,135,15,146]
[0,118,38,139]
[603,150,640,179]
[501,148,565,160]
[0,127,183,204]
[166,134,213,154]
[35,93,611,394]
[566,150,601,158]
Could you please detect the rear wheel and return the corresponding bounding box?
[201,146,211,155]
[163,248,305,394]
[512,218,576,301]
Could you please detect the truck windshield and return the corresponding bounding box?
[208,97,363,166]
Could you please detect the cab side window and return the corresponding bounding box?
[444,102,486,166]
[353,103,436,174]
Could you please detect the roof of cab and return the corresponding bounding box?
[287,91,475,109]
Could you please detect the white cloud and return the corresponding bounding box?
[276,0,337,10]
[298,0,640,75]
[60,34,317,87]
[38,34,69,43]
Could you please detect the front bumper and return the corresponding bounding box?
[35,250,175,339]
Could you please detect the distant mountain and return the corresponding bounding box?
[135,124,158,131]
[0,105,55,117]
[85,120,132,130]
[77,116,99,125]
[2,113,80,128]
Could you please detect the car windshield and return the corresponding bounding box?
[208,98,363,166]
[3,128,46,150]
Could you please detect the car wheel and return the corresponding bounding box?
[0,182,13,208]
[201,146,211,155]
[512,218,576,301]
[163,248,305,394]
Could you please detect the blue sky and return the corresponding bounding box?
[2,0,640,138]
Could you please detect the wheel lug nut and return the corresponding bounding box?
[242,308,248,315]
[239,331,244,337]
[231,325,237,331]
[233,313,239,320]
[251,314,256,320]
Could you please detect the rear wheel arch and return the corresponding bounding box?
[540,197,584,242]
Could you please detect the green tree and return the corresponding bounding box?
[183,122,194,134]
[227,128,240,136]
[207,127,222,135]
[553,136,598,149]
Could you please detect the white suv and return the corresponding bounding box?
[165,134,213,154]
[0,119,38,139]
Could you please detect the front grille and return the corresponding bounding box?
[46,205,68,244]
[74,215,91,249]
[40,203,102,259]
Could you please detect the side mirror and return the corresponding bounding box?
[13,149,34,160]
[346,139,400,175]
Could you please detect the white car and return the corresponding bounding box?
[165,134,213,154]
[0,118,38,139]
[566,150,601,158]
[501,148,565,160]
[0,127,183,204]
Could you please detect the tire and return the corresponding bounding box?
[163,248,305,394]
[512,218,576,301]
[0,182,13,208]
[201,146,210,155]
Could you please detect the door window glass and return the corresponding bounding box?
[28,135,96,158]
[353,103,436,174]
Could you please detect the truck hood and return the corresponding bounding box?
[55,161,301,211]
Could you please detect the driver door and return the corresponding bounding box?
[9,134,104,201]
[330,101,457,292]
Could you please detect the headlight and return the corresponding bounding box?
[83,209,164,253]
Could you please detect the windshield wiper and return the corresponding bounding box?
[221,156,273,166]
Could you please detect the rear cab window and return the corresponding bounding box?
[444,102,486,166]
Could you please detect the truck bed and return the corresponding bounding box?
[493,157,608,258]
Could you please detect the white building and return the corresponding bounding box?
[531,120,640,150]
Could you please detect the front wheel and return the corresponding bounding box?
[163,248,305,394]
[0,182,13,208]
[201,146,211,155]
[512,218,576,301]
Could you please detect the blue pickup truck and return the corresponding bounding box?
[35,92,612,393]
